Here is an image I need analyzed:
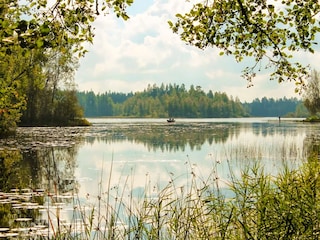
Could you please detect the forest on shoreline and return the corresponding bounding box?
[77,84,308,118]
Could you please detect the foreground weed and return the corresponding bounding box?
[47,155,320,239]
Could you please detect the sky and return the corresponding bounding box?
[75,0,320,102]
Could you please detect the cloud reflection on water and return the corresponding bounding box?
[75,118,310,202]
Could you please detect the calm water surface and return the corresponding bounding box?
[76,117,311,198]
[0,117,319,237]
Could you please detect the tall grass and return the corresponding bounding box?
[45,152,320,239]
[2,148,318,239]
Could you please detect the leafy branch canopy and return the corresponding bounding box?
[0,0,133,57]
[169,0,320,93]
[0,0,133,136]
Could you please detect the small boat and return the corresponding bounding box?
[167,118,175,123]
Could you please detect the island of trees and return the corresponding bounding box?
[77,83,308,118]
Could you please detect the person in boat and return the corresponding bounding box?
[167,118,175,122]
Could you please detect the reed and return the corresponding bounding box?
[1,152,319,239]
[42,152,319,239]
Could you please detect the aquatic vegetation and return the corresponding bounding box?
[0,154,319,239]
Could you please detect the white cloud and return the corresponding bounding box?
[75,0,314,101]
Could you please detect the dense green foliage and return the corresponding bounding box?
[78,84,246,118]
[0,0,133,136]
[18,48,86,127]
[303,70,320,116]
[0,43,87,136]
[77,84,305,118]
[169,0,320,92]
[0,0,132,57]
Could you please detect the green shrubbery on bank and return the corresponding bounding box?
[304,115,320,122]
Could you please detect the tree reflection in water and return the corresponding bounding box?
[0,126,84,238]
[84,122,240,152]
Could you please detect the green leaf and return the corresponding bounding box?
[36,38,44,48]
[40,22,50,36]
[122,14,129,21]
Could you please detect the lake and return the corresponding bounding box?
[76,118,307,196]
[0,117,319,238]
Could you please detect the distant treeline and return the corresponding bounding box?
[77,84,308,118]
[244,97,308,117]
